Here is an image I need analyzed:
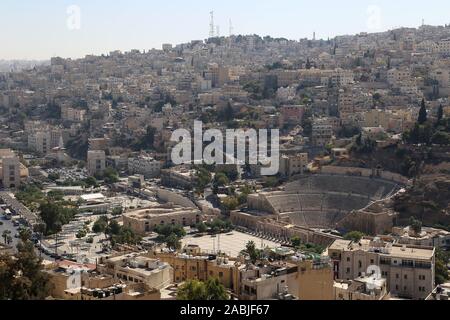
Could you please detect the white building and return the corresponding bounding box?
[128,156,162,179]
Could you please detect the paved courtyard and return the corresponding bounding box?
[181,231,281,258]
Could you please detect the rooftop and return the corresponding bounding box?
[329,238,434,260]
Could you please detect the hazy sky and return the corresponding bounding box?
[1,0,450,60]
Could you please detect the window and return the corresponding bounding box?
[219,272,224,278]
[404,275,408,280]
[346,257,350,262]
[370,259,374,264]
[396,274,399,279]
[358,261,362,268]
[346,268,350,274]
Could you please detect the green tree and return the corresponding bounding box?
[409,217,423,235]
[195,167,212,193]
[435,249,450,285]
[205,278,230,300]
[195,222,208,233]
[166,233,182,250]
[102,167,119,184]
[221,197,239,211]
[418,99,428,125]
[0,234,51,300]
[106,220,121,236]
[242,241,260,264]
[2,230,12,244]
[39,200,78,235]
[93,216,108,234]
[344,231,365,242]
[177,279,229,300]
[177,279,207,300]
[84,176,98,188]
[291,236,301,247]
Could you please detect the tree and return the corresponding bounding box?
[205,278,229,300]
[418,99,428,125]
[195,222,208,233]
[106,220,121,236]
[39,200,78,235]
[214,172,230,187]
[409,217,422,235]
[291,236,301,248]
[2,230,12,244]
[93,216,108,234]
[243,241,259,264]
[195,167,212,194]
[437,104,444,124]
[435,249,450,285]
[111,207,123,216]
[344,231,365,242]
[0,233,51,300]
[166,233,182,250]
[177,280,207,300]
[221,197,239,211]
[102,167,119,184]
[177,279,229,300]
[84,176,98,188]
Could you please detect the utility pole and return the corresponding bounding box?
[55,233,59,260]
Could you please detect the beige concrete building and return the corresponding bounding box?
[0,149,23,188]
[279,153,308,177]
[128,155,162,179]
[296,259,334,300]
[150,247,239,291]
[334,275,389,300]
[123,204,201,234]
[327,238,435,299]
[87,150,106,176]
[99,253,173,290]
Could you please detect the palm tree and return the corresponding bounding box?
[2,230,12,244]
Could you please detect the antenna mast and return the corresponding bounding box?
[209,11,215,38]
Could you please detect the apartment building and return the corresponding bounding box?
[87,150,106,176]
[99,253,173,290]
[128,155,162,179]
[281,105,305,126]
[312,119,333,147]
[151,248,238,291]
[0,149,22,188]
[161,166,196,190]
[279,153,309,177]
[28,129,63,155]
[334,275,389,300]
[296,259,334,300]
[327,238,435,299]
[437,38,450,55]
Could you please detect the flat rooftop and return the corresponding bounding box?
[329,239,434,260]
[181,231,281,258]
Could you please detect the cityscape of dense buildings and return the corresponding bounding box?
[0,21,449,303]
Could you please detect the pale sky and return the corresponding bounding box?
[1,0,450,60]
